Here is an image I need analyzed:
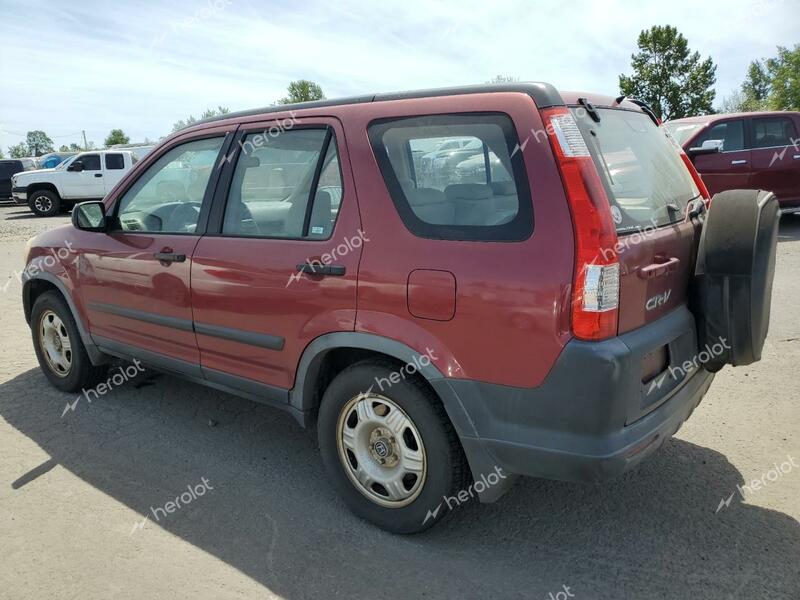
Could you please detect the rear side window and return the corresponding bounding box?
[222,128,342,240]
[368,113,532,241]
[105,153,125,169]
[753,117,797,148]
[573,108,700,234]
[693,120,745,152]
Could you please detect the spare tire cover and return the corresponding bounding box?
[692,189,779,370]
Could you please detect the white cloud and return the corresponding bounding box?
[0,0,797,151]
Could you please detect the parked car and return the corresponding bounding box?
[0,158,37,200]
[665,111,800,212]
[21,83,779,533]
[11,150,138,216]
[37,152,78,169]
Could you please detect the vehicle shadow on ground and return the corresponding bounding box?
[1,367,798,600]
[778,214,800,243]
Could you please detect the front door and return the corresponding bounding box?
[63,153,105,199]
[190,118,361,391]
[690,118,751,196]
[79,133,231,366]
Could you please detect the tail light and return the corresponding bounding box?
[542,107,620,341]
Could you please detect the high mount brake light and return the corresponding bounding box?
[542,107,620,341]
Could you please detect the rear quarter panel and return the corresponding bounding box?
[338,93,575,388]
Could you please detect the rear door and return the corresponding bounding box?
[749,115,800,205]
[689,118,751,196]
[103,152,128,193]
[80,131,232,366]
[0,161,22,197]
[572,107,703,333]
[189,117,361,393]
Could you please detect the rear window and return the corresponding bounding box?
[573,108,700,234]
[368,113,532,241]
[753,117,798,148]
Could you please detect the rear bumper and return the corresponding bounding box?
[433,307,714,496]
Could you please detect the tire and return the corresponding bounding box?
[317,359,471,534]
[28,189,61,217]
[31,291,108,392]
[692,189,780,370]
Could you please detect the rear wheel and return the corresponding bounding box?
[317,360,471,533]
[28,190,60,217]
[31,291,108,392]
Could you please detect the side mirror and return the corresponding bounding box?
[72,201,107,232]
[68,161,85,172]
[688,139,723,157]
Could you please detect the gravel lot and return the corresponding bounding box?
[0,201,798,600]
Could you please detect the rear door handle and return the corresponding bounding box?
[295,263,346,276]
[793,154,800,160]
[154,252,186,263]
[94,173,103,177]
[638,257,680,279]
[731,160,748,165]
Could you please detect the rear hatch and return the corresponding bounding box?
[571,106,703,334]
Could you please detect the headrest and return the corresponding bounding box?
[445,183,493,201]
[490,180,516,196]
[405,187,447,206]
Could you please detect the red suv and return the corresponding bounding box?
[666,111,800,213]
[22,83,779,533]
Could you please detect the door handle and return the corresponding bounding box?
[154,251,186,263]
[793,154,800,160]
[295,263,346,276]
[731,160,748,165]
[94,173,103,177]
[638,257,680,279]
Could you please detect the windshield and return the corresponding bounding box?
[56,155,78,170]
[573,108,700,234]
[663,121,706,146]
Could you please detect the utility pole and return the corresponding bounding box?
[82,130,88,150]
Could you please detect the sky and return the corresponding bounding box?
[0,0,798,153]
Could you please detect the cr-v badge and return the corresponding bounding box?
[646,289,672,311]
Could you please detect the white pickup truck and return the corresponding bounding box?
[12,150,137,217]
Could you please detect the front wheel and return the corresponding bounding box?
[31,291,108,392]
[317,360,471,533]
[28,190,61,217]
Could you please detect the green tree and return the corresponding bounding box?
[7,142,27,158]
[172,106,230,133]
[58,144,70,152]
[741,60,770,110]
[104,129,130,146]
[277,80,325,105]
[0,148,4,159]
[766,44,800,111]
[25,130,55,156]
[619,25,716,120]
[718,90,748,113]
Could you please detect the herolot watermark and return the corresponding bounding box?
[422,466,507,525]
[61,359,145,417]
[646,337,730,395]
[286,229,370,287]
[219,111,300,166]
[130,477,214,534]
[716,455,798,512]
[4,243,76,293]
[371,347,439,394]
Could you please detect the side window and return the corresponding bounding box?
[114,137,225,233]
[695,120,745,152]
[222,128,342,239]
[80,154,102,171]
[105,153,125,170]
[753,117,798,148]
[369,113,532,241]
